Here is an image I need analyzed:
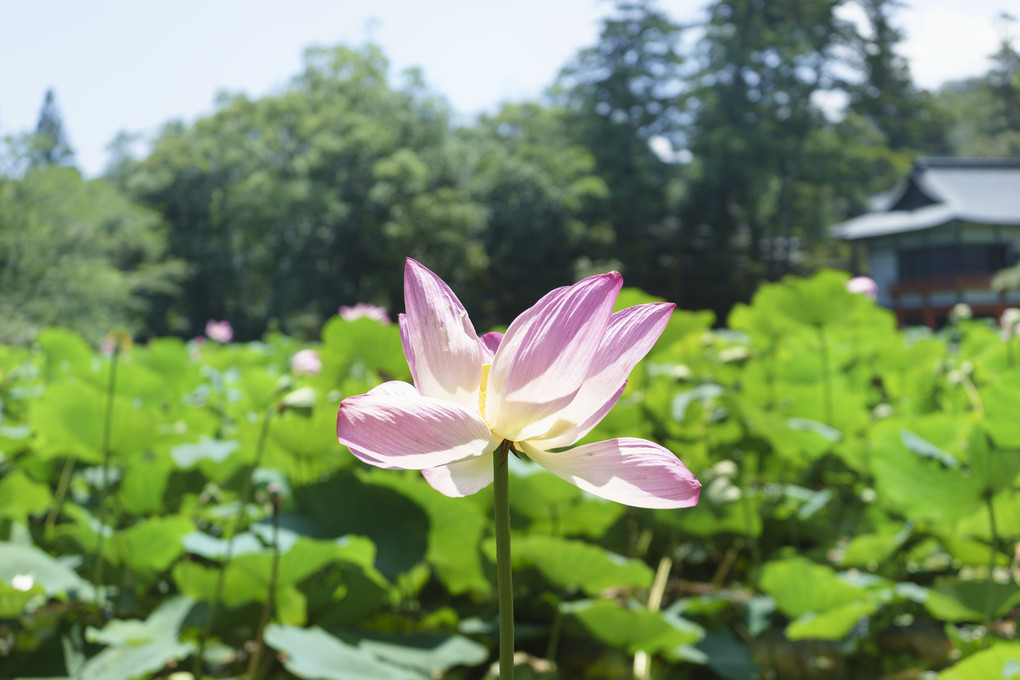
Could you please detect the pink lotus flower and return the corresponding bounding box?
[205,320,233,343]
[846,276,878,300]
[336,259,700,509]
[338,302,391,325]
[291,349,322,376]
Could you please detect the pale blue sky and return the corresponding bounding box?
[0,0,1011,177]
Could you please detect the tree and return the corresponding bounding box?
[845,0,951,152]
[31,88,76,168]
[555,0,687,298]
[679,0,859,312]
[119,42,616,339]
[988,11,1020,132]
[0,165,184,344]
[935,12,1020,156]
[125,46,526,337]
[452,102,610,326]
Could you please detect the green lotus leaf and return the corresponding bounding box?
[563,598,703,655]
[264,624,426,680]
[936,642,1020,680]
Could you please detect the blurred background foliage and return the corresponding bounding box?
[1,0,1019,345]
[2,274,1019,679]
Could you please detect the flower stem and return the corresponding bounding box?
[984,492,1001,642]
[92,345,121,607]
[247,489,281,680]
[194,403,276,677]
[816,324,834,427]
[493,441,514,679]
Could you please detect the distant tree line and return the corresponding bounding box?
[2,0,1018,344]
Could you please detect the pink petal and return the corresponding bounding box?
[530,303,674,449]
[337,388,497,470]
[480,332,503,362]
[521,438,701,509]
[531,383,627,451]
[400,259,483,411]
[487,272,623,442]
[365,380,417,398]
[344,382,420,468]
[422,453,495,497]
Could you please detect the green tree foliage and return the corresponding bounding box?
[936,12,1020,156]
[989,12,1020,132]
[556,0,687,298]
[125,45,478,338]
[30,88,76,168]
[452,102,610,324]
[2,273,1020,678]
[123,45,606,337]
[679,0,854,309]
[845,0,951,152]
[0,165,184,344]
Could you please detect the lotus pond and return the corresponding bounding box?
[1,270,1019,679]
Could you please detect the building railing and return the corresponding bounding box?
[890,272,995,297]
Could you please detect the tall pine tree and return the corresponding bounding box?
[556,0,687,297]
[680,0,850,309]
[31,88,76,168]
[846,0,950,152]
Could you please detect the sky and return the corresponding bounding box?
[0,0,1013,177]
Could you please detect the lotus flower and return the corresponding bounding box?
[291,349,322,376]
[205,320,233,343]
[846,276,877,300]
[1001,308,1020,335]
[949,302,973,324]
[338,302,391,325]
[336,259,700,509]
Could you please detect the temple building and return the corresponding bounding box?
[833,157,1020,327]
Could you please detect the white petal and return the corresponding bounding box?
[487,272,622,442]
[422,453,495,497]
[530,303,674,448]
[337,388,497,470]
[365,380,418,398]
[400,259,483,410]
[521,438,701,509]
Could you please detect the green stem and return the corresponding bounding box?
[194,404,276,677]
[984,493,1001,640]
[493,441,514,679]
[45,456,76,538]
[92,346,120,606]
[247,490,281,680]
[817,324,833,427]
[544,606,562,666]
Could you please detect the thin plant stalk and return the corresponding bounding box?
[634,556,673,680]
[91,344,121,606]
[493,440,514,679]
[816,324,834,427]
[544,606,563,667]
[247,489,281,680]
[984,493,1001,642]
[45,457,76,537]
[194,403,276,676]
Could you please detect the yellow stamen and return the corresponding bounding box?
[479,362,491,424]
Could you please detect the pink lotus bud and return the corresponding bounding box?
[291,349,322,376]
[338,303,391,325]
[846,276,877,300]
[1000,308,1020,334]
[205,320,233,343]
